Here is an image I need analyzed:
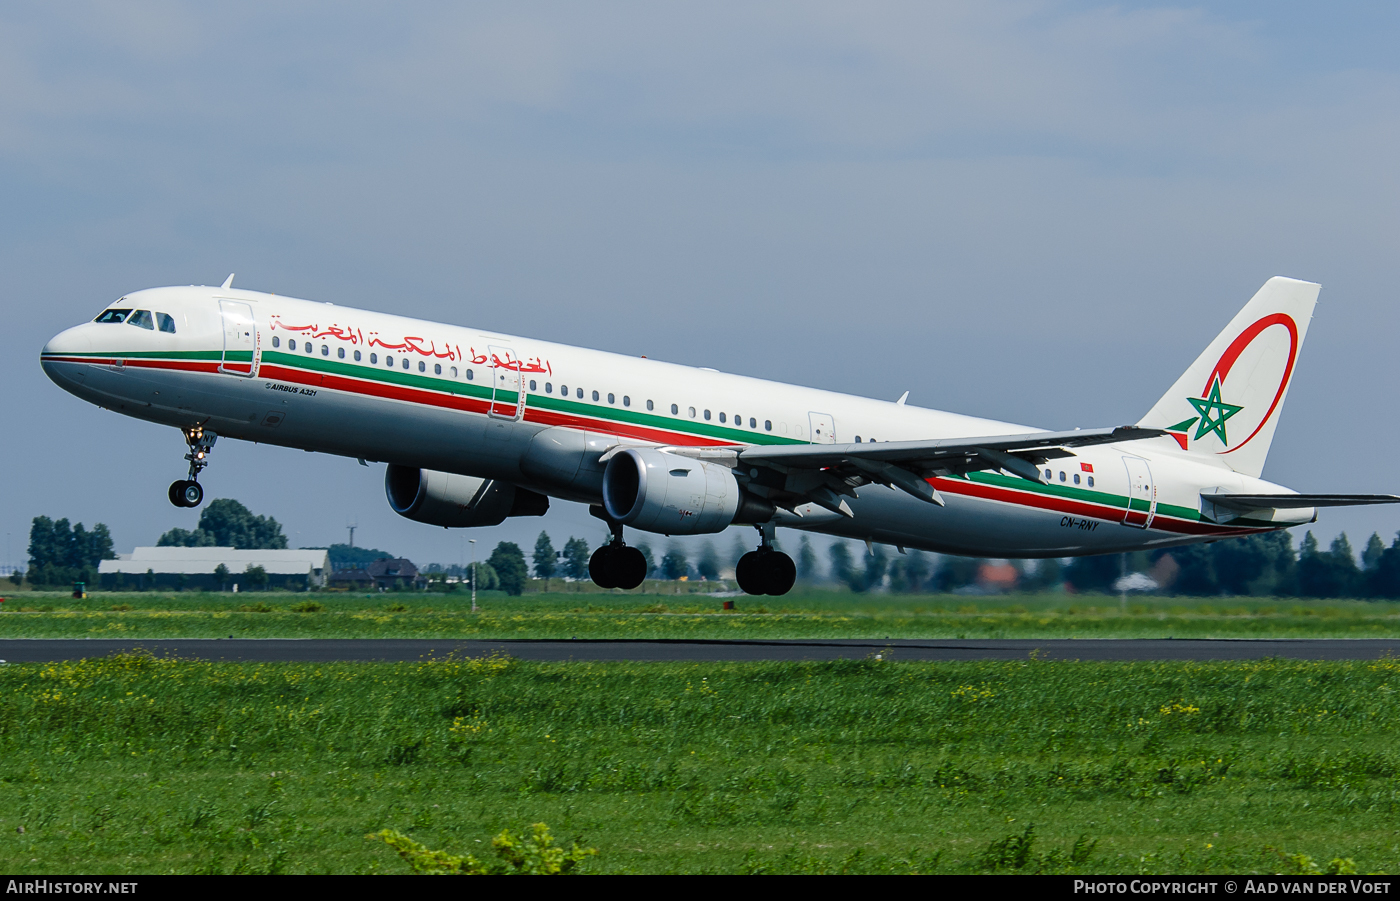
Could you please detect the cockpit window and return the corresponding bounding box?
[128,310,154,330]
[94,309,131,324]
[156,312,176,333]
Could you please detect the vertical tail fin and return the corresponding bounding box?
[1138,276,1319,478]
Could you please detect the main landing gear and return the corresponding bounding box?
[588,508,647,590]
[168,426,216,508]
[735,523,796,596]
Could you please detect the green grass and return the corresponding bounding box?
[3,588,1400,639]
[2,652,1399,874]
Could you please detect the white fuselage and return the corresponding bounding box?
[41,285,1308,557]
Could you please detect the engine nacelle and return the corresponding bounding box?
[601,447,772,535]
[385,464,548,528]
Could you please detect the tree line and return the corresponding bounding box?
[23,517,116,587]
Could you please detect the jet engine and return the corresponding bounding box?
[385,464,548,528]
[601,447,773,535]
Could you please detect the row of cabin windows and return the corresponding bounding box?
[530,381,779,432]
[265,339,794,434]
[1044,468,1095,488]
[94,309,176,333]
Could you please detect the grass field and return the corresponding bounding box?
[3,588,1400,640]
[1,652,1398,874]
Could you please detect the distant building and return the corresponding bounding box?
[329,557,425,591]
[98,547,329,590]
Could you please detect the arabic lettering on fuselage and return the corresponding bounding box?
[268,315,551,373]
[466,347,552,375]
[268,316,364,346]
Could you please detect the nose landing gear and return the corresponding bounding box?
[587,507,647,590]
[735,523,796,596]
[168,426,216,508]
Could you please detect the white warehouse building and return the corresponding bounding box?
[98,547,329,591]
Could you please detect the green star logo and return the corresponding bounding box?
[1186,375,1243,446]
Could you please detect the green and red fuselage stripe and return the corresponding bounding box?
[43,349,1276,539]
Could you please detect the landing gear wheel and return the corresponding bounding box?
[168,481,186,507]
[762,551,796,596]
[590,544,647,590]
[614,546,647,590]
[736,550,796,596]
[736,551,764,595]
[181,480,204,508]
[589,545,619,589]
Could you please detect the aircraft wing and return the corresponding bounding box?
[737,426,1163,472]
[670,425,1164,518]
[1207,494,1400,510]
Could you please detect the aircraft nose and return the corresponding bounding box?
[41,325,93,389]
[42,325,92,357]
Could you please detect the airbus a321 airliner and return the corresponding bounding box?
[40,275,1398,595]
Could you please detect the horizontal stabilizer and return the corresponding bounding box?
[1207,494,1400,510]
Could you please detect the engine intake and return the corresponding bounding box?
[601,448,772,534]
[385,464,547,528]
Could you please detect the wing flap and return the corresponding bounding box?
[1208,494,1400,510]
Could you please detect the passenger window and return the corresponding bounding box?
[704,410,711,420]
[355,351,362,362]
[1073,473,1081,485]
[322,345,330,356]
[418,360,425,372]
[449,365,456,376]
[765,420,772,432]
[528,379,536,391]
[272,336,280,348]
[719,412,726,423]
[592,390,600,401]
[560,383,567,394]
[156,313,176,333]
[646,400,653,411]
[387,355,394,367]
[338,347,346,359]
[545,382,552,393]
[436,364,444,375]
[671,404,679,415]
[370,353,378,364]
[750,418,756,428]
[688,406,696,418]
[128,310,154,330]
[466,369,474,380]
[305,342,313,354]
[577,388,583,399]
[93,309,132,323]
[623,396,630,407]
[855,436,861,443]
[402,358,409,369]
[1059,471,1066,482]
[607,393,615,404]
[1087,476,1095,488]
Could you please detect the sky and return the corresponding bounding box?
[3,1,1400,573]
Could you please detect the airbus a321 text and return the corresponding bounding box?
[40,275,1399,595]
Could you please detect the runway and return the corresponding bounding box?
[2,637,1400,663]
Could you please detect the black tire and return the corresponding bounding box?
[181,481,204,508]
[614,546,647,590]
[589,545,618,589]
[168,481,187,507]
[735,551,765,595]
[762,551,797,596]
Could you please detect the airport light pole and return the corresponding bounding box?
[469,539,477,613]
